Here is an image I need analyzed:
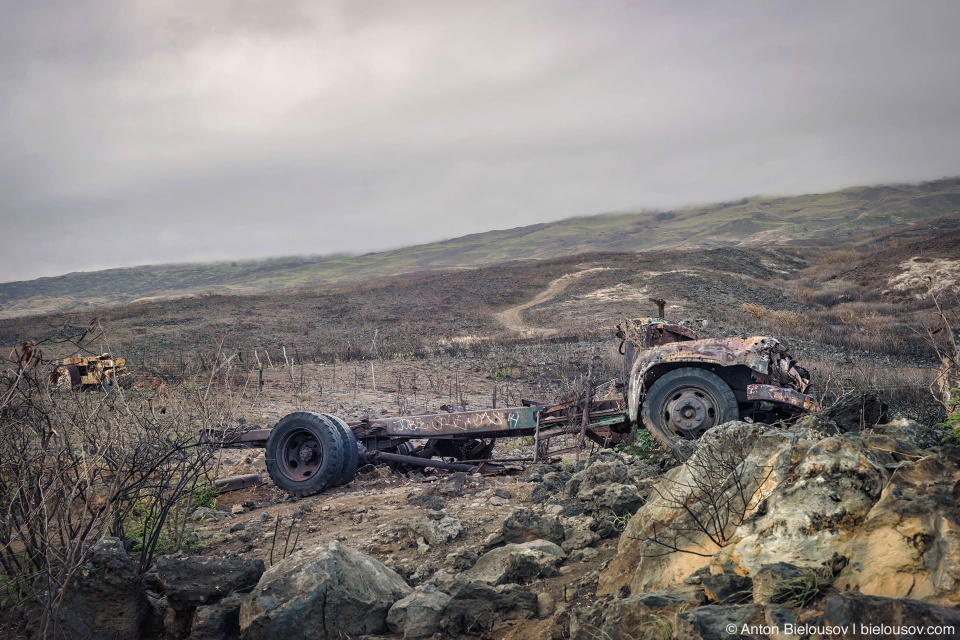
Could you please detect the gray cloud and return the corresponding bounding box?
[2,0,959,281]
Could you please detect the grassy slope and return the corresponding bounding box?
[2,177,959,317]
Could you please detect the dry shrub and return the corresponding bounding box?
[739,303,769,322]
[794,286,817,304]
[0,334,231,638]
[816,250,863,265]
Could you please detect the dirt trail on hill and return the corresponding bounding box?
[495,267,609,337]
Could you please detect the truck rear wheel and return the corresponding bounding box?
[640,367,738,449]
[266,412,345,497]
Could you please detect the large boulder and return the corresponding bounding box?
[439,580,537,634]
[709,432,887,577]
[386,584,451,639]
[460,540,566,585]
[156,554,264,610]
[239,541,411,640]
[27,537,147,640]
[822,593,960,636]
[597,588,707,640]
[834,454,960,606]
[501,508,565,545]
[599,423,786,596]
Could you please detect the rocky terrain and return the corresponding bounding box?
[26,392,960,640]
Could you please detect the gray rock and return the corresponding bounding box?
[407,514,466,546]
[674,604,763,640]
[239,541,412,640]
[26,537,147,640]
[461,540,566,586]
[191,592,242,640]
[701,574,753,605]
[764,604,799,640]
[577,482,644,516]
[823,392,888,432]
[439,580,537,634]
[599,588,708,640]
[537,592,556,618]
[157,554,265,610]
[386,584,451,639]
[502,507,565,545]
[445,547,479,572]
[562,524,600,553]
[823,593,960,633]
[494,487,513,499]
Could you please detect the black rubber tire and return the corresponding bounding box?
[640,367,739,450]
[266,412,345,497]
[326,414,358,486]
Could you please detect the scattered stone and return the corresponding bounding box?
[229,522,245,533]
[26,537,148,640]
[240,541,412,640]
[489,496,509,507]
[494,487,513,499]
[407,514,466,546]
[408,493,446,511]
[386,584,451,639]
[537,592,556,618]
[562,524,600,553]
[701,573,753,605]
[230,504,245,515]
[439,580,537,634]
[460,540,566,586]
[674,603,763,640]
[191,592,243,640]
[446,547,479,572]
[417,537,431,554]
[502,507,565,545]
[156,554,265,610]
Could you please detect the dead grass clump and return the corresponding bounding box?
[816,250,863,265]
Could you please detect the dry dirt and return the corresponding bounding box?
[184,360,618,640]
[494,267,610,338]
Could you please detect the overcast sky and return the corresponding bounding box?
[2,1,959,282]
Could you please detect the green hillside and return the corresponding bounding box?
[2,176,959,318]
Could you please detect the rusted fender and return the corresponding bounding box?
[627,336,791,422]
[747,384,821,412]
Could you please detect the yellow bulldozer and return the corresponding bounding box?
[51,354,134,391]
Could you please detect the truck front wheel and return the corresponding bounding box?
[640,367,739,449]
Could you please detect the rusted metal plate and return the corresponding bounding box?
[360,406,542,438]
[747,384,820,412]
[214,474,263,493]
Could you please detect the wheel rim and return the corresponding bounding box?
[275,427,324,482]
[662,386,721,440]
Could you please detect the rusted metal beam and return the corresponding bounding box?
[747,384,820,412]
[366,450,478,472]
[214,474,263,493]
[357,406,542,439]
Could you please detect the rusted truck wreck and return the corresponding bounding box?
[218,302,818,497]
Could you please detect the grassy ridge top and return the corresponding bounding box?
[2,176,959,318]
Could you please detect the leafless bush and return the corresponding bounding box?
[0,332,229,638]
[640,427,770,557]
